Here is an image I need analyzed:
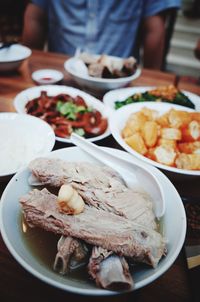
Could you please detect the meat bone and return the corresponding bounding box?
[70,133,165,218]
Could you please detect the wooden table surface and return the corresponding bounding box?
[0,49,200,302]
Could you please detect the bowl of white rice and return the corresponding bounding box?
[0,112,55,182]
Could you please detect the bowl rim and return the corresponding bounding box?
[0,44,32,63]
[64,57,141,84]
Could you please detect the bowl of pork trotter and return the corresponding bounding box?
[0,146,186,295]
[64,52,141,94]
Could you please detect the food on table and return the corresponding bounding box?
[114,85,195,109]
[57,184,85,215]
[0,124,46,175]
[25,91,108,139]
[122,107,200,170]
[20,158,166,291]
[88,246,133,290]
[53,235,89,275]
[78,52,137,78]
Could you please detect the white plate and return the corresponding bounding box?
[14,85,111,143]
[64,57,141,93]
[109,102,200,178]
[0,44,31,72]
[32,69,64,85]
[0,147,186,295]
[0,112,55,181]
[103,86,200,111]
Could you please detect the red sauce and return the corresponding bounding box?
[39,77,53,81]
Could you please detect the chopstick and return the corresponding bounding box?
[182,197,200,302]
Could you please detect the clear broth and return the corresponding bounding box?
[20,215,90,283]
[20,213,163,286]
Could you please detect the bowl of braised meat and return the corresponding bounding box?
[64,53,141,94]
[14,85,111,143]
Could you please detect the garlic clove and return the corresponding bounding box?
[69,195,85,214]
[58,184,74,202]
[57,184,85,215]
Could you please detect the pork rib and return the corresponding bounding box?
[53,236,89,274]
[88,246,134,290]
[28,158,157,230]
[20,188,165,268]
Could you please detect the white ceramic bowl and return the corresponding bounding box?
[0,147,186,295]
[32,69,64,85]
[64,56,141,94]
[0,112,55,182]
[14,85,111,143]
[103,86,200,111]
[109,102,200,179]
[0,44,31,72]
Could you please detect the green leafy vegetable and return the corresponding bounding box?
[73,128,85,136]
[56,101,91,120]
[114,90,195,110]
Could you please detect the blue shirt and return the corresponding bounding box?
[31,0,181,57]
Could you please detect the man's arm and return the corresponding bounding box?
[143,14,165,69]
[142,13,166,70]
[22,3,47,49]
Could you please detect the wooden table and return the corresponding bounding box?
[0,50,199,302]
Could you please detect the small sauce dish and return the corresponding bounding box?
[32,69,64,85]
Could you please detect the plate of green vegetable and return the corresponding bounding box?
[103,86,200,111]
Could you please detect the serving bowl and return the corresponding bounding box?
[64,56,141,94]
[0,146,186,295]
[0,112,55,182]
[109,102,200,180]
[103,86,200,111]
[14,85,111,143]
[0,44,31,72]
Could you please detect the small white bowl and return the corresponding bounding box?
[32,69,64,85]
[0,44,31,72]
[64,56,141,94]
